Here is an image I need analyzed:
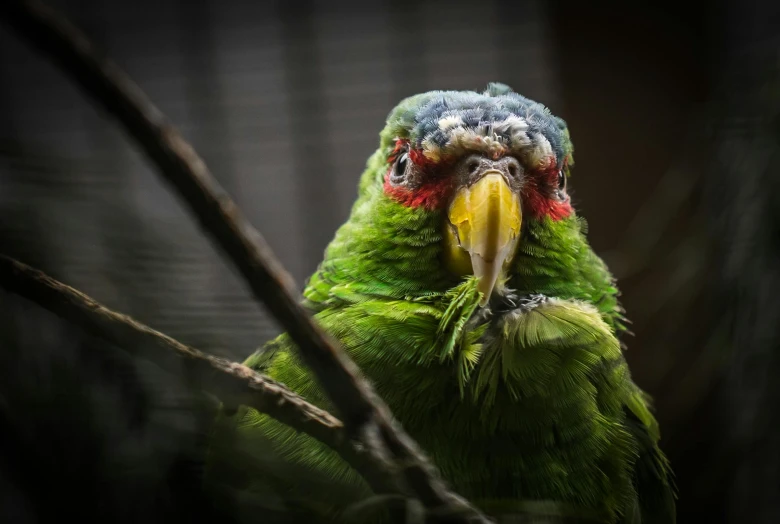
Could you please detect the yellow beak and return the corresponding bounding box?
[443,173,522,306]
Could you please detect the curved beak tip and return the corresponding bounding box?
[471,254,501,306]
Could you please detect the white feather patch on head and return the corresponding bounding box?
[421,136,442,162]
[493,115,528,135]
[420,114,556,165]
[526,133,554,168]
[438,114,464,131]
[480,134,507,159]
[447,126,509,159]
[501,115,533,150]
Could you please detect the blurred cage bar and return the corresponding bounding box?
[0,0,560,361]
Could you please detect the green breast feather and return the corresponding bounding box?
[207,84,676,523]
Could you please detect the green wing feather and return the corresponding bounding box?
[214,290,674,523]
[621,398,677,524]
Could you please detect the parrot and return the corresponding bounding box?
[206,83,676,524]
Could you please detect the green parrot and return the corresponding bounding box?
[208,83,676,523]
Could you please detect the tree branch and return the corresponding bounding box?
[0,255,343,449]
[0,1,492,521]
[0,254,400,494]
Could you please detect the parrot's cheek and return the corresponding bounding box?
[442,172,521,306]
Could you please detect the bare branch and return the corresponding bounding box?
[0,255,341,448]
[0,254,400,494]
[0,1,493,521]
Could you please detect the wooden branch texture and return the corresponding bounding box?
[0,255,345,451]
[0,254,405,503]
[0,1,493,521]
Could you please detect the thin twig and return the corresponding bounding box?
[0,1,493,521]
[0,254,396,492]
[0,255,345,450]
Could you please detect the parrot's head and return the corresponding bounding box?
[377,83,573,305]
[312,83,620,326]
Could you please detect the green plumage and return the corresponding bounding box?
[207,85,676,523]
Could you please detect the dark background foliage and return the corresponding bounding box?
[0,0,778,522]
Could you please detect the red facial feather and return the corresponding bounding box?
[522,158,573,221]
[523,189,573,221]
[387,139,407,164]
[383,141,572,221]
[383,169,454,210]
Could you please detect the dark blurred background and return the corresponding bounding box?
[0,0,778,522]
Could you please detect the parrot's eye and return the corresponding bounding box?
[556,169,567,200]
[390,152,410,185]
